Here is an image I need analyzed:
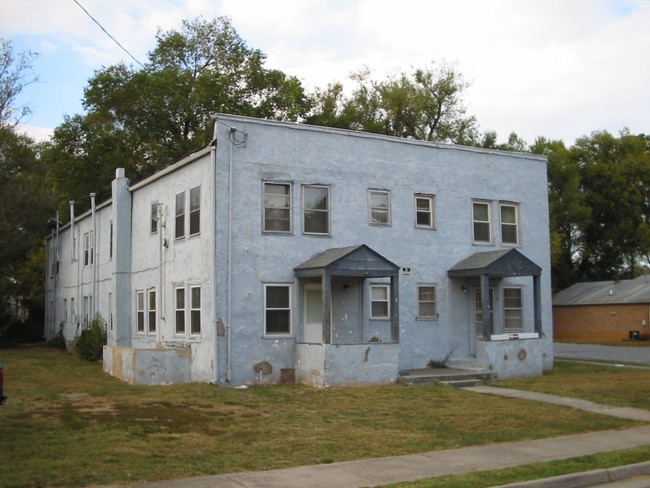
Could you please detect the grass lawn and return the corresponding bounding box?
[0,347,647,487]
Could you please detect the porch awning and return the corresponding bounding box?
[447,248,543,338]
[294,244,400,343]
[294,244,399,278]
[447,248,541,279]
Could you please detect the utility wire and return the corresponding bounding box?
[73,0,147,70]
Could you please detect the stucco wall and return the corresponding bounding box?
[553,304,650,340]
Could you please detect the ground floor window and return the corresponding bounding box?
[474,287,494,324]
[264,284,291,335]
[175,287,185,334]
[190,286,201,335]
[370,284,390,319]
[136,291,145,333]
[417,285,437,318]
[148,289,157,333]
[504,287,523,329]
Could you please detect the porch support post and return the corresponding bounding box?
[322,273,332,344]
[481,273,491,340]
[533,274,542,335]
[390,274,399,342]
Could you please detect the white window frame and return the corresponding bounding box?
[264,283,292,336]
[175,191,185,239]
[303,184,330,235]
[189,186,201,236]
[190,285,201,335]
[503,287,523,330]
[415,194,435,229]
[368,189,391,226]
[417,284,437,319]
[175,287,186,335]
[500,202,520,246]
[83,231,94,266]
[136,290,145,333]
[370,284,390,319]
[151,202,159,234]
[472,200,492,244]
[263,182,292,233]
[148,289,157,333]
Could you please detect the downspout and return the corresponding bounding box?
[90,193,97,319]
[158,202,164,343]
[226,131,234,383]
[211,119,220,385]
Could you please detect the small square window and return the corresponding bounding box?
[369,190,391,226]
[472,201,491,244]
[500,203,519,245]
[370,284,390,319]
[415,194,435,229]
[264,284,291,335]
[418,285,437,318]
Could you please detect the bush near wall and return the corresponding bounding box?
[73,314,107,361]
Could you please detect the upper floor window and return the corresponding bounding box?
[264,284,292,335]
[264,182,291,233]
[175,192,185,239]
[415,194,435,229]
[303,185,330,235]
[189,186,201,236]
[417,285,437,318]
[370,284,390,319]
[504,287,523,329]
[151,202,159,234]
[83,231,94,266]
[500,202,519,246]
[472,200,491,244]
[369,189,391,226]
[109,220,113,260]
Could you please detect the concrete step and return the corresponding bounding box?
[397,368,496,386]
[439,379,485,388]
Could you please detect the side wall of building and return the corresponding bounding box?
[553,304,650,340]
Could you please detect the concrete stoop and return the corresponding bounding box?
[397,368,496,386]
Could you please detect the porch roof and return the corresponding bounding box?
[447,248,542,279]
[294,244,399,278]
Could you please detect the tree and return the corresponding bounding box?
[0,38,38,126]
[573,130,650,280]
[530,137,590,290]
[307,63,478,144]
[43,17,312,209]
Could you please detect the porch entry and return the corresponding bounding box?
[294,244,400,344]
[449,248,543,348]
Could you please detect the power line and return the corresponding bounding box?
[73,0,147,70]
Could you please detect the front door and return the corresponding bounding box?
[472,287,494,354]
[303,284,323,343]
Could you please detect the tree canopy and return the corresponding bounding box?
[306,63,478,144]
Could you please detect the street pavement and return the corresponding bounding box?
[554,342,650,364]
[96,345,650,488]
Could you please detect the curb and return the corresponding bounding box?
[494,461,650,487]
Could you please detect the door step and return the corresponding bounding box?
[439,378,485,388]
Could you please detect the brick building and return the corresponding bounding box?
[553,275,650,341]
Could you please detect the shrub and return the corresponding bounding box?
[46,324,67,350]
[74,314,107,361]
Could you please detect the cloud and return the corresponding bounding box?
[2,0,649,144]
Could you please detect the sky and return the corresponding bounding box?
[2,0,649,145]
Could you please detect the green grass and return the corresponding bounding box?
[495,360,650,410]
[386,446,650,487]
[0,348,647,487]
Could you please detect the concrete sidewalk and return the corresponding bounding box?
[98,387,650,488]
